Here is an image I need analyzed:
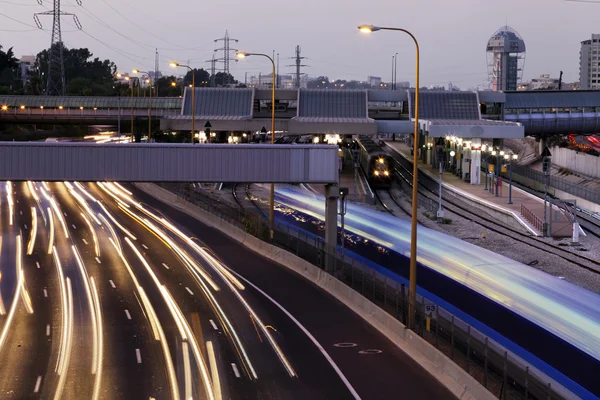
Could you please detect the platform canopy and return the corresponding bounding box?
[420,119,524,139]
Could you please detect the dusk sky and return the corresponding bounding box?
[1,0,599,89]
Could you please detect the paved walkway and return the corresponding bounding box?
[386,141,572,236]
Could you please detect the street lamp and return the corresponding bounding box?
[482,145,489,191]
[496,150,505,197]
[359,23,420,330]
[491,150,497,194]
[118,74,138,143]
[170,62,195,143]
[508,154,518,204]
[237,50,277,241]
[133,69,153,143]
[339,187,349,264]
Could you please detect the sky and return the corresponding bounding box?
[1,0,599,89]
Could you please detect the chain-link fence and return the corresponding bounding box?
[159,182,567,400]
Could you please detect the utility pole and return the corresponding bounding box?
[34,0,82,96]
[205,54,217,87]
[558,70,563,90]
[154,49,159,97]
[287,45,307,88]
[214,31,238,86]
[542,147,552,237]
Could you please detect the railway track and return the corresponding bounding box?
[232,183,267,216]
[385,148,600,275]
[375,190,411,217]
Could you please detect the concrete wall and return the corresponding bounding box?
[134,182,496,400]
[550,146,600,179]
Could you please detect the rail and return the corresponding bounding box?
[157,182,571,400]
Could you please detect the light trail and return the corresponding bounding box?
[100,214,121,253]
[113,182,133,196]
[108,238,180,400]
[0,237,5,315]
[27,181,40,201]
[74,182,99,203]
[6,182,13,226]
[81,212,100,257]
[47,207,54,255]
[66,184,102,226]
[90,277,104,400]
[48,194,69,239]
[52,248,69,376]
[71,245,99,374]
[183,342,193,400]
[54,277,74,400]
[0,235,23,351]
[96,201,137,240]
[207,341,223,400]
[27,207,37,255]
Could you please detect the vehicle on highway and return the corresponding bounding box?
[355,136,393,189]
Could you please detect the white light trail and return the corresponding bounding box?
[81,213,100,257]
[47,207,54,255]
[100,214,121,253]
[97,201,136,240]
[7,182,13,226]
[0,235,23,351]
[54,277,74,400]
[90,277,104,400]
[27,207,37,255]
[207,341,223,400]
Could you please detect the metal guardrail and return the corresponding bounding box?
[159,182,568,400]
[509,164,600,205]
[521,204,544,232]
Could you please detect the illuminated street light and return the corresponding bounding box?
[171,61,195,142]
[359,23,421,330]
[237,50,277,240]
[133,68,154,142]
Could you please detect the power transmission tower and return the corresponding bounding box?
[34,0,82,96]
[154,49,159,96]
[205,54,217,87]
[286,45,307,88]
[213,31,238,86]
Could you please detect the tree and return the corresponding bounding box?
[0,45,20,91]
[183,68,210,87]
[35,43,117,95]
[308,76,330,89]
[213,72,237,87]
[155,75,182,97]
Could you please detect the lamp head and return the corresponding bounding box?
[132,69,140,74]
[116,73,122,78]
[512,154,518,160]
[124,76,130,81]
[171,82,176,87]
[358,25,380,33]
[236,51,247,59]
[169,62,179,68]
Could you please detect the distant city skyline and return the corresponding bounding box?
[2,0,599,90]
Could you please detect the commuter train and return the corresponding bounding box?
[273,186,600,399]
[355,136,393,189]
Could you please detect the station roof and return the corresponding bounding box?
[181,88,254,120]
[408,91,480,120]
[504,90,600,109]
[420,118,524,139]
[0,95,181,109]
[297,89,370,120]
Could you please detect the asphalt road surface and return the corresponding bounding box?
[0,180,454,400]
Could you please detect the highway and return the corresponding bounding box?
[0,180,454,399]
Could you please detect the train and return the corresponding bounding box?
[272,186,600,399]
[354,136,393,189]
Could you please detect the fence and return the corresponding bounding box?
[521,204,544,232]
[159,182,568,400]
[509,164,600,205]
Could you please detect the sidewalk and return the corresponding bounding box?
[385,141,572,237]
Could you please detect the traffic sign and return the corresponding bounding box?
[541,147,552,158]
[424,300,436,318]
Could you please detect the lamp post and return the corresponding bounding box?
[133,69,153,143]
[237,51,277,241]
[496,150,504,197]
[490,150,497,194]
[359,24,420,330]
[339,187,349,264]
[507,154,518,204]
[482,145,488,190]
[121,75,138,143]
[170,62,195,143]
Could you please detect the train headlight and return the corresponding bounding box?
[377,158,384,164]
[384,170,389,176]
[374,170,380,176]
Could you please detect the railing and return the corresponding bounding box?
[0,108,181,119]
[521,204,544,232]
[504,164,600,205]
[158,182,569,400]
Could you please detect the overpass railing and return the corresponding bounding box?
[157,182,568,400]
[0,108,180,119]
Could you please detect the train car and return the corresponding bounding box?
[355,136,393,189]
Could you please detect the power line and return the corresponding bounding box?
[0,12,41,28]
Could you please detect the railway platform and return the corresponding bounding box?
[385,141,574,237]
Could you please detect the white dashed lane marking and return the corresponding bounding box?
[141,244,148,250]
[162,263,169,270]
[36,262,40,269]
[82,238,88,245]
[109,280,116,289]
[124,310,131,320]
[72,224,76,229]
[209,320,218,331]
[46,325,50,336]
[185,287,194,296]
[43,289,48,298]
[135,349,142,364]
[231,363,240,378]
[33,376,42,393]
[95,257,101,264]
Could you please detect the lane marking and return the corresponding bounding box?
[82,238,88,245]
[209,319,218,331]
[33,375,42,393]
[162,263,170,270]
[124,310,131,320]
[228,268,362,400]
[36,262,40,269]
[46,324,50,336]
[19,210,23,215]
[43,289,48,298]
[141,244,149,250]
[135,349,142,364]
[109,280,116,289]
[24,224,28,229]
[71,224,76,230]
[95,257,101,264]
[231,363,240,378]
[63,212,67,217]
[185,287,194,296]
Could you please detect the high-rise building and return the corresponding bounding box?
[367,76,382,87]
[19,55,36,86]
[486,26,526,91]
[579,34,600,90]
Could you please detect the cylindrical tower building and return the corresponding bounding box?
[486,26,526,91]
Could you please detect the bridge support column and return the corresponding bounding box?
[324,184,339,273]
[470,138,481,185]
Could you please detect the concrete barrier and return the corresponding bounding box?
[134,182,495,400]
